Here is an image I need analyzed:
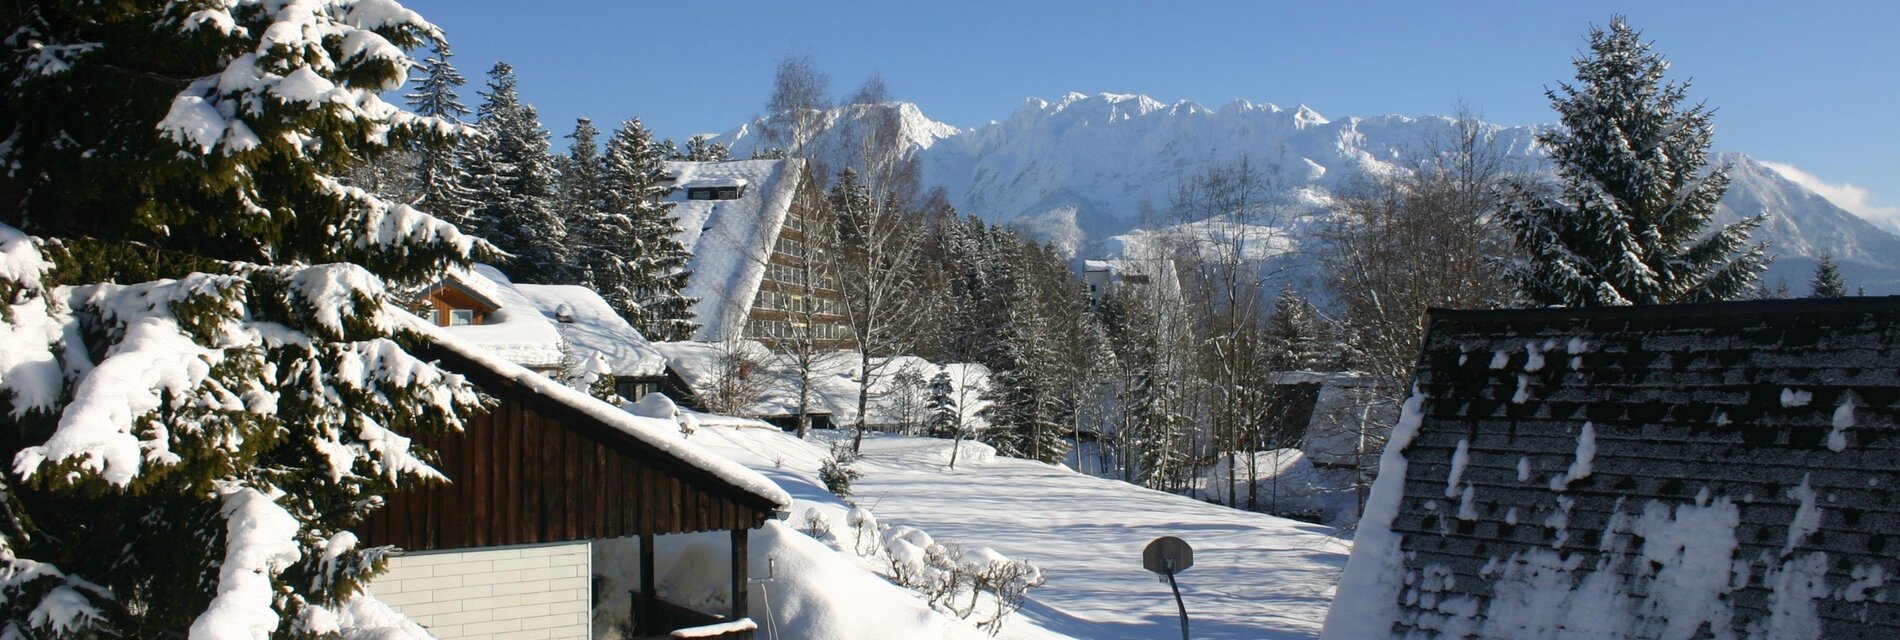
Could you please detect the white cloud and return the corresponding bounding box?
[1759,160,1900,233]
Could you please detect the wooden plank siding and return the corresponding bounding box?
[361,344,780,551]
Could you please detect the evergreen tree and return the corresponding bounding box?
[464,62,569,283]
[1129,370,1192,488]
[555,118,611,292]
[684,134,733,162]
[602,118,700,340]
[1749,278,1793,301]
[1496,17,1766,306]
[0,2,487,635]
[1808,253,1848,298]
[1264,287,1332,371]
[926,370,959,438]
[405,39,475,224]
[557,118,608,235]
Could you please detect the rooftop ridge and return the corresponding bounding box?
[1426,295,1900,324]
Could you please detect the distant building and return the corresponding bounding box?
[666,159,852,350]
[1082,258,1177,304]
[1264,371,1400,469]
[1326,296,1900,639]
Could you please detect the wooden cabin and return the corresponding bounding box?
[361,329,789,640]
[415,278,502,327]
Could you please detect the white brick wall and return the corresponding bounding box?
[369,541,592,640]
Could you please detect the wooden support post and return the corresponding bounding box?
[731,527,750,619]
[640,530,657,634]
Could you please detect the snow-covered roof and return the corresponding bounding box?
[512,283,667,378]
[399,311,791,508]
[655,343,991,427]
[416,277,502,312]
[665,159,806,342]
[650,340,854,418]
[1268,370,1387,387]
[648,340,765,397]
[434,264,564,370]
[688,177,749,189]
[752,352,858,419]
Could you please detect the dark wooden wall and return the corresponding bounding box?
[360,345,780,551]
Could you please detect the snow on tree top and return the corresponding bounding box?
[663,159,807,342]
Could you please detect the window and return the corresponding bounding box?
[449,309,475,326]
[687,185,746,200]
[616,380,659,402]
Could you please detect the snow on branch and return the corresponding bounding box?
[189,486,302,640]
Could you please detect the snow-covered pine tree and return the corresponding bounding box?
[1496,17,1766,306]
[602,118,699,340]
[0,1,491,636]
[464,62,569,283]
[405,39,475,225]
[556,118,608,274]
[1264,287,1331,371]
[579,121,646,327]
[925,370,958,437]
[685,134,733,162]
[1808,253,1848,298]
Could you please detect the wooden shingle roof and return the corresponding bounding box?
[1332,296,1900,639]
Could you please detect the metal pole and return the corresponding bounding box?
[1166,565,1189,640]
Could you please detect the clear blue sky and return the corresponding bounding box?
[401,0,1899,222]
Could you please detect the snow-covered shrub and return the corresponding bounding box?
[973,556,1045,636]
[848,507,880,556]
[875,523,1045,635]
[799,508,834,543]
[628,392,696,438]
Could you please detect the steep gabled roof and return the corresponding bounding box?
[1326,296,1900,639]
[665,158,807,342]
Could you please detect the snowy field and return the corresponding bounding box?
[689,423,1349,639]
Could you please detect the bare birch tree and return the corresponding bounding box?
[829,75,934,453]
[758,53,834,181]
[1318,104,1517,513]
[1163,154,1294,510]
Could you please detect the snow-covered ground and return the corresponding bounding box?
[689,424,1350,639]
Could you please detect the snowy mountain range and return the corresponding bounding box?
[714,92,1900,294]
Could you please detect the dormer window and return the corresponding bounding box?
[449,309,475,326]
[688,185,745,200]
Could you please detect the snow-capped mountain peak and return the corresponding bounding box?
[715,93,1900,293]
